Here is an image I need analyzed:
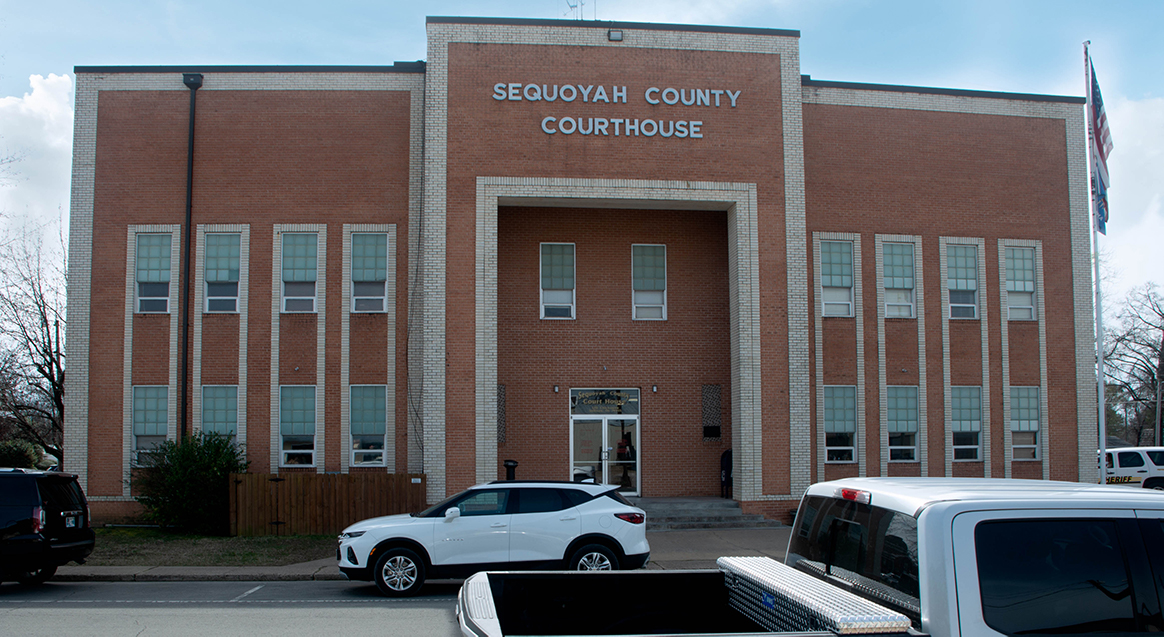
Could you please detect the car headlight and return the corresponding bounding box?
[338,530,366,541]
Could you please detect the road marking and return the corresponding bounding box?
[230,585,264,602]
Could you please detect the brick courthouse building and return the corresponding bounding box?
[65,17,1097,521]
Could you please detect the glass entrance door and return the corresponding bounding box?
[570,415,639,495]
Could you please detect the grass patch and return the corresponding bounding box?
[87,528,337,567]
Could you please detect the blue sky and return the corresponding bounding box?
[0,0,1160,305]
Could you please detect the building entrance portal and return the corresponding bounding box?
[569,389,639,495]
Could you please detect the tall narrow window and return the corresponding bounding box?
[824,386,857,462]
[350,385,387,466]
[884,243,915,318]
[541,243,575,319]
[1006,247,1036,321]
[821,241,853,317]
[352,233,388,313]
[133,386,168,462]
[1011,387,1040,460]
[887,386,919,461]
[136,234,172,313]
[632,244,666,320]
[280,386,315,466]
[282,233,317,313]
[202,386,238,439]
[205,233,240,313]
[951,386,982,461]
[948,244,978,319]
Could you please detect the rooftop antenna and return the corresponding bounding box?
[563,0,584,20]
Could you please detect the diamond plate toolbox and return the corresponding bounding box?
[717,556,912,635]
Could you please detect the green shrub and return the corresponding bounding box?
[131,433,248,535]
[0,439,41,468]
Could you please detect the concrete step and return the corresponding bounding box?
[628,497,783,531]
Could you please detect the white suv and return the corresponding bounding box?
[337,480,650,596]
[1104,446,1164,489]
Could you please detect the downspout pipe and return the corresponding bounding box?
[180,73,202,440]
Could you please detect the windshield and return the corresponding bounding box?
[414,491,465,517]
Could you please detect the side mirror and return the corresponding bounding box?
[444,507,461,520]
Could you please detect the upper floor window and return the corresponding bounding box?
[202,385,238,438]
[824,386,857,462]
[948,244,978,319]
[884,242,915,318]
[282,233,317,313]
[280,385,315,466]
[133,385,167,462]
[350,385,387,466]
[1010,386,1040,460]
[821,241,853,317]
[951,386,982,461]
[541,243,575,319]
[352,233,388,313]
[205,233,240,313]
[136,234,172,313]
[1006,247,1036,321]
[887,386,919,462]
[632,244,666,320]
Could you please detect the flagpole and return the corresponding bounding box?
[1086,41,1108,483]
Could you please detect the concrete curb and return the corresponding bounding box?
[56,527,792,582]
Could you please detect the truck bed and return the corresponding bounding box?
[485,570,771,636]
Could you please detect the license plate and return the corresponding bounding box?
[65,516,77,528]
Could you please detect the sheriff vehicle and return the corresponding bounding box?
[1104,446,1164,489]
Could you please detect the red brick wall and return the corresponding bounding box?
[87,88,414,494]
[446,43,787,495]
[496,207,732,497]
[804,102,1077,478]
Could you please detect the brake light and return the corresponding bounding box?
[32,506,44,533]
[615,512,645,525]
[836,487,872,505]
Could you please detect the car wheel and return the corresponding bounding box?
[570,544,619,571]
[1146,479,1164,491]
[373,548,425,597]
[17,565,57,585]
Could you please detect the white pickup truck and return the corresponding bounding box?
[457,477,1164,636]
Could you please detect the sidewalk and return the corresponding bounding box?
[55,526,792,582]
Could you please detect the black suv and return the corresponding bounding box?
[0,469,95,585]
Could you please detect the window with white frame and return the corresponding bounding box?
[883,242,915,318]
[824,386,857,462]
[947,244,978,319]
[887,386,918,461]
[352,233,388,312]
[632,244,666,320]
[821,241,853,317]
[136,234,172,313]
[951,386,981,461]
[541,243,575,319]
[350,385,387,466]
[205,233,240,313]
[1010,386,1040,460]
[202,386,237,439]
[282,233,317,313]
[280,386,315,465]
[133,386,168,462]
[1006,247,1036,321]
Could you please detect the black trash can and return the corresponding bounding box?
[504,459,519,481]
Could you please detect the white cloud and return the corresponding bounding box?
[1101,96,1164,303]
[0,74,74,239]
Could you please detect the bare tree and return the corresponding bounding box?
[1105,284,1164,446]
[0,223,66,464]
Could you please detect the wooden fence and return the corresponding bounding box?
[229,473,428,536]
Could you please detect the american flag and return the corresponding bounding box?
[1086,47,1114,234]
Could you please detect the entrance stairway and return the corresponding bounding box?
[627,496,785,531]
